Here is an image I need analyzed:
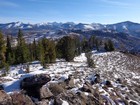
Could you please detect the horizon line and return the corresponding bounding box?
[0,20,140,25]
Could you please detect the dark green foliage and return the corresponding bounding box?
[1,29,115,69]
[95,38,99,51]
[104,42,109,51]
[41,37,50,63]
[48,40,56,63]
[32,39,38,60]
[104,39,115,51]
[56,36,77,61]
[5,36,15,64]
[37,40,45,66]
[74,36,81,56]
[65,36,76,61]
[28,43,34,61]
[85,52,96,68]
[81,37,90,53]
[0,31,6,68]
[56,38,65,58]
[36,37,56,67]
[108,39,115,51]
[89,35,96,49]
[0,29,57,68]
[15,29,30,64]
[82,35,102,52]
[41,37,56,63]
[4,63,10,74]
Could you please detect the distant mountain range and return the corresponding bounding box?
[0,21,140,38]
[0,21,140,53]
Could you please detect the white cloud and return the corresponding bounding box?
[101,0,131,6]
[0,0,19,7]
[29,0,56,3]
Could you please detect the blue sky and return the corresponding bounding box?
[0,0,140,24]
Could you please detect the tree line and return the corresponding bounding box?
[0,30,115,70]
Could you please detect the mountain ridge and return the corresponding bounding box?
[1,21,140,38]
[0,21,140,54]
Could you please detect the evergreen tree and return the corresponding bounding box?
[41,37,50,63]
[48,40,56,63]
[81,37,90,52]
[89,35,96,50]
[75,36,81,56]
[104,42,109,51]
[64,36,76,61]
[85,52,96,68]
[95,38,99,51]
[108,39,115,51]
[56,36,76,61]
[32,39,37,60]
[0,31,6,68]
[5,36,13,64]
[104,39,115,51]
[4,63,10,74]
[37,40,45,66]
[15,29,30,64]
[28,43,34,61]
[56,38,65,58]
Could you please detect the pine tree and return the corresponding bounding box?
[64,36,76,61]
[75,36,81,56]
[95,38,99,51]
[104,42,109,51]
[108,39,115,51]
[0,31,6,68]
[32,39,37,60]
[41,37,56,63]
[104,40,115,51]
[37,40,45,66]
[48,40,56,63]
[56,36,76,61]
[104,39,115,51]
[89,35,96,50]
[81,37,90,53]
[28,43,34,61]
[5,36,13,64]
[16,29,30,64]
[85,52,96,68]
[56,38,65,58]
[4,63,10,74]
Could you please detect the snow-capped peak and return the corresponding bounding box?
[84,24,94,30]
[14,21,23,27]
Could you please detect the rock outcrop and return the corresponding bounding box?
[10,92,34,105]
[0,90,12,105]
[39,85,53,99]
[20,74,51,98]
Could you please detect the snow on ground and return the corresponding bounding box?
[61,99,69,105]
[0,51,140,104]
[74,53,87,62]
[1,53,88,94]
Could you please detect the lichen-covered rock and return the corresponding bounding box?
[20,74,51,98]
[48,82,65,96]
[0,90,12,105]
[20,74,51,88]
[40,85,53,99]
[64,75,75,89]
[36,99,49,105]
[10,92,35,105]
[54,91,100,105]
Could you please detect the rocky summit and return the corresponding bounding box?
[0,51,139,105]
